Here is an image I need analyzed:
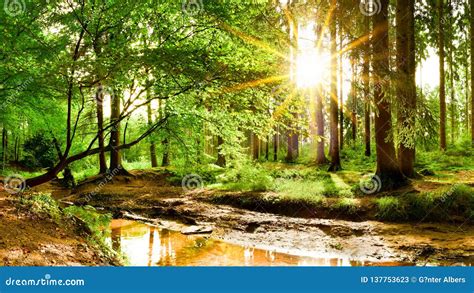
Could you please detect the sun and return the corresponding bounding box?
[295,51,329,89]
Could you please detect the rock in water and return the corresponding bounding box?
[181,226,213,235]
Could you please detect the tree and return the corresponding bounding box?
[328,0,341,172]
[471,0,474,146]
[396,0,417,178]
[438,0,447,151]
[372,0,406,189]
[363,15,371,157]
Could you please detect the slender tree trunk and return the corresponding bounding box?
[364,15,372,157]
[396,0,417,178]
[273,128,278,161]
[328,0,341,171]
[96,84,108,173]
[373,0,406,190]
[265,136,269,160]
[2,127,6,170]
[216,136,226,167]
[339,30,344,151]
[109,89,127,174]
[448,1,456,145]
[439,0,447,151]
[315,85,327,164]
[350,54,357,143]
[471,0,474,146]
[147,102,158,168]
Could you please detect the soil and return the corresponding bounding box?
[61,170,474,266]
[0,187,118,266]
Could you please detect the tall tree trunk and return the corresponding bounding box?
[252,133,260,160]
[315,85,327,164]
[448,1,456,145]
[471,0,474,146]
[109,89,127,174]
[273,128,278,161]
[95,84,108,173]
[396,0,417,178]
[2,127,7,170]
[216,136,226,167]
[439,0,447,151]
[373,0,406,190]
[339,30,344,151]
[265,136,269,161]
[328,0,341,171]
[363,16,372,157]
[350,54,357,143]
[147,101,158,168]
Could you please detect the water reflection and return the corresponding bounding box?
[107,220,402,267]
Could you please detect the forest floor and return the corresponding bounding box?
[58,170,474,266]
[0,187,121,266]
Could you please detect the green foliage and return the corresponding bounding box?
[63,205,112,239]
[21,133,57,169]
[216,161,273,192]
[18,193,62,222]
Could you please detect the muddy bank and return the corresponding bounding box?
[0,192,120,266]
[65,172,474,266]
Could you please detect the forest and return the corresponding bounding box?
[0,0,473,267]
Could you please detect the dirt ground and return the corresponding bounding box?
[62,170,474,266]
[0,189,118,266]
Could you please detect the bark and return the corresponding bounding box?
[252,133,259,160]
[448,0,455,145]
[350,54,357,143]
[109,89,128,174]
[2,127,7,170]
[363,16,371,157]
[216,136,226,167]
[161,137,170,167]
[25,116,169,187]
[373,0,407,190]
[471,0,474,146]
[96,84,108,173]
[273,128,278,161]
[315,85,327,164]
[469,0,474,147]
[396,0,417,178]
[265,136,269,161]
[439,0,447,151]
[328,0,341,172]
[339,30,344,151]
[147,101,158,168]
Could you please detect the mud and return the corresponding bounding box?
[64,172,473,266]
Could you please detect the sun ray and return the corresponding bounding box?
[222,75,289,94]
[218,21,289,61]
